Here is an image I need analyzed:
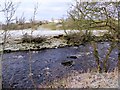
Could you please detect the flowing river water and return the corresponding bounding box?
[2,42,118,88]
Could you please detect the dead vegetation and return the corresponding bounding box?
[39,68,118,88]
[63,31,93,45]
[21,33,46,43]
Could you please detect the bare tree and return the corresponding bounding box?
[68,1,119,73]
[28,2,38,88]
[0,0,20,89]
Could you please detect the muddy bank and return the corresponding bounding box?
[2,42,118,88]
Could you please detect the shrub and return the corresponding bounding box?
[64,30,93,45]
[21,33,46,43]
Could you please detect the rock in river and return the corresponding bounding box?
[61,60,75,66]
[67,55,78,59]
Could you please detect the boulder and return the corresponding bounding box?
[61,60,75,66]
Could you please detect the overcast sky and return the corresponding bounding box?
[0,0,73,23]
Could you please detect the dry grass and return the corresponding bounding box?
[21,34,46,43]
[39,68,118,88]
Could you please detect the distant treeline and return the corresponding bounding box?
[0,21,49,30]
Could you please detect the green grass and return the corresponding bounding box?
[40,23,57,30]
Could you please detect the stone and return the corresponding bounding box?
[67,55,78,59]
[4,49,11,53]
[61,60,75,66]
[53,34,63,38]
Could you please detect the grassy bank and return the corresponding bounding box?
[39,68,118,88]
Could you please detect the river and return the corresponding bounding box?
[2,42,118,88]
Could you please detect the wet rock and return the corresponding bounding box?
[11,48,20,52]
[61,60,75,66]
[40,47,47,50]
[59,44,66,48]
[4,49,11,53]
[80,43,85,46]
[67,55,78,59]
[52,45,58,49]
[53,34,63,38]
[36,46,40,49]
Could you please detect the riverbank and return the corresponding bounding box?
[0,37,68,53]
[40,68,119,88]
[0,29,110,53]
[0,29,73,52]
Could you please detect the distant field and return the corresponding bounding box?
[39,22,111,30]
[40,23,60,30]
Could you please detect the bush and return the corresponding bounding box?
[64,31,93,45]
[21,33,46,43]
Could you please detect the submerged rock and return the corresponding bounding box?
[67,55,78,59]
[61,60,75,66]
